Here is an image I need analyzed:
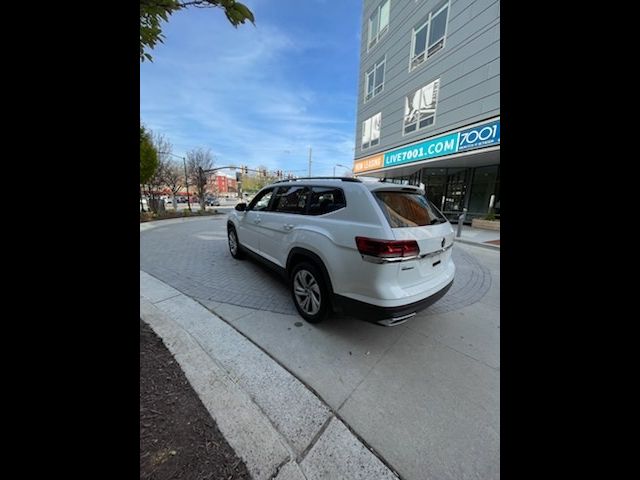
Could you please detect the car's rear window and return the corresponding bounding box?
[374,191,446,227]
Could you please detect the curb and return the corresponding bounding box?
[140,270,400,480]
[140,214,226,232]
[453,237,500,251]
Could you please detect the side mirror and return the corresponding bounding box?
[235,203,247,212]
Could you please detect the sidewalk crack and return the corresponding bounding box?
[268,456,292,480]
[296,414,334,464]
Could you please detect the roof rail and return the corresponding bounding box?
[273,176,362,184]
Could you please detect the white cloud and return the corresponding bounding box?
[141,8,357,175]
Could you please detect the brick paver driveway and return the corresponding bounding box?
[140,216,491,316]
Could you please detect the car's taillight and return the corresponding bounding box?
[355,237,420,258]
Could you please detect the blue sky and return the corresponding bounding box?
[140,0,363,177]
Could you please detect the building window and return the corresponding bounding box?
[362,112,381,150]
[365,57,385,102]
[410,1,449,71]
[368,0,390,51]
[403,79,440,134]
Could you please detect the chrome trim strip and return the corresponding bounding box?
[419,242,453,259]
[360,242,452,264]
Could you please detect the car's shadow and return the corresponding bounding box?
[237,253,405,331]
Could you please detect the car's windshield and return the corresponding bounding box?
[374,191,446,228]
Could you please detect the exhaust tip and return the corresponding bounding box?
[377,312,416,327]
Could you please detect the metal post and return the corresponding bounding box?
[183,157,192,212]
[198,167,206,210]
[456,208,467,238]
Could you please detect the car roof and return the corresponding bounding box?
[264,177,424,194]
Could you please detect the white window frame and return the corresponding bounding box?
[364,57,386,103]
[403,79,440,136]
[367,0,390,52]
[362,112,381,150]
[409,1,450,72]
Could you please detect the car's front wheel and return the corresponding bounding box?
[228,226,245,259]
[291,262,329,323]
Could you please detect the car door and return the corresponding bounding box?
[259,185,310,267]
[236,187,276,256]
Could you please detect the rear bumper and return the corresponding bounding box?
[332,279,454,326]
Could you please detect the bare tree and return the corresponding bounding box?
[147,132,178,212]
[162,161,183,211]
[186,148,215,211]
[154,133,173,166]
[147,157,168,212]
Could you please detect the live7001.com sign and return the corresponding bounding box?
[383,119,500,168]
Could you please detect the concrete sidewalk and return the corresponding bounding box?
[452,223,500,250]
[140,271,400,480]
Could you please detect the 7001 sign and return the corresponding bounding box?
[376,118,500,170]
[457,120,500,151]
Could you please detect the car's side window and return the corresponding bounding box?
[247,188,275,211]
[308,187,346,215]
[272,186,310,214]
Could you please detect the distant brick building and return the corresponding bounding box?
[207,174,238,197]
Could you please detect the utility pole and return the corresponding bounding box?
[308,146,312,177]
[183,157,192,212]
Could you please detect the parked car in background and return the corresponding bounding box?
[205,196,221,206]
[227,177,455,326]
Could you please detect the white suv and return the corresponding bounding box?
[227,177,455,326]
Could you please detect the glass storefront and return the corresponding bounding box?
[389,164,500,223]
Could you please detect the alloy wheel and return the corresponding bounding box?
[293,269,321,316]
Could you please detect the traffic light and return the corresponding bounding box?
[243,165,248,175]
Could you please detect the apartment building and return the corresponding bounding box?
[353,0,500,221]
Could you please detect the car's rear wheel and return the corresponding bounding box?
[228,226,245,259]
[291,262,329,323]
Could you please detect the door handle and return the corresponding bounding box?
[283,224,293,230]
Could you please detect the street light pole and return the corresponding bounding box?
[334,163,351,177]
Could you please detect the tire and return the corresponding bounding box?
[227,226,245,259]
[290,262,330,323]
